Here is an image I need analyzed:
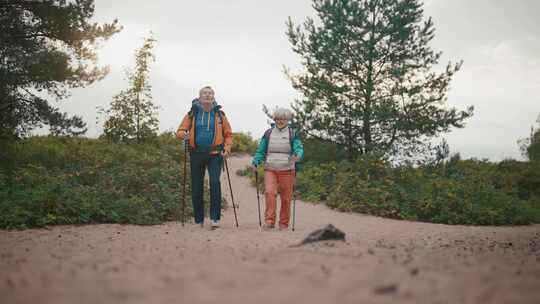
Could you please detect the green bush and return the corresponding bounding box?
[237,165,264,188]
[0,135,224,229]
[296,162,339,202]
[232,132,258,154]
[518,161,540,199]
[229,141,540,226]
[301,138,349,164]
[294,155,540,226]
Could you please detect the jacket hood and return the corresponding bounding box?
[192,98,219,111]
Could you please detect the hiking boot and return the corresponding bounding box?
[262,223,275,230]
[211,220,220,230]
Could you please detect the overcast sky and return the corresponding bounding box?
[56,0,540,161]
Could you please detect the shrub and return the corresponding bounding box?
[296,162,339,202]
[294,155,540,226]
[0,135,224,229]
[516,161,540,199]
[301,138,349,164]
[232,132,258,154]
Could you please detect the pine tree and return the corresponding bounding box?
[285,0,473,159]
[102,35,159,143]
[518,114,540,161]
[0,0,121,140]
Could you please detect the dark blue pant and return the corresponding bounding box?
[190,152,222,223]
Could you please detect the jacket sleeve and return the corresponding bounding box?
[252,137,268,166]
[222,114,233,153]
[292,136,304,160]
[176,114,191,140]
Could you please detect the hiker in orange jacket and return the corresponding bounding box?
[176,86,233,229]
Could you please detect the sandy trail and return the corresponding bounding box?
[1,155,539,304]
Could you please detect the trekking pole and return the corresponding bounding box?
[255,169,262,227]
[292,171,297,232]
[181,141,188,226]
[224,157,239,227]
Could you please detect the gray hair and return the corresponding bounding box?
[273,108,293,120]
[199,86,214,95]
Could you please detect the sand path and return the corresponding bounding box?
[1,155,539,303]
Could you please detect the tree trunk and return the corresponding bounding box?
[136,91,140,143]
[363,14,377,154]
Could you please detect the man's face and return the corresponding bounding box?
[199,88,214,108]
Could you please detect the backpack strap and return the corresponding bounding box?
[288,127,302,172]
[188,105,197,129]
[263,128,273,140]
[288,127,295,149]
[186,105,198,151]
[215,108,226,152]
[263,128,273,155]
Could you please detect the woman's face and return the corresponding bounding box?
[275,117,288,129]
[199,88,214,108]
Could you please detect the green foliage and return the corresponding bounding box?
[0,0,122,140]
[296,162,339,202]
[494,159,540,200]
[236,165,264,190]
[528,133,540,161]
[232,132,258,154]
[286,0,473,158]
[293,156,540,226]
[0,135,221,229]
[101,34,159,144]
[518,114,540,161]
[301,138,349,164]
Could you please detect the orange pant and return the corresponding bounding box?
[264,169,295,228]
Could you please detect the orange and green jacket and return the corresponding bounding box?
[176,103,233,154]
